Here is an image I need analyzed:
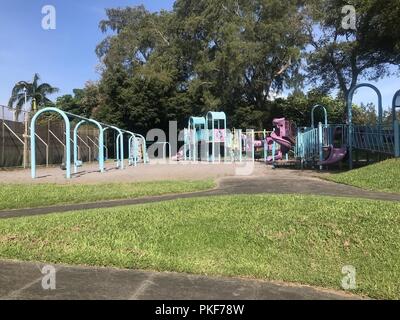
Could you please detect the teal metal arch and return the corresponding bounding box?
[347,83,383,126]
[31,107,71,179]
[110,126,124,169]
[73,118,105,173]
[347,83,383,169]
[392,90,400,125]
[102,127,123,169]
[393,90,400,157]
[311,104,328,128]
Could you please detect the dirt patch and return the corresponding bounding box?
[0,161,242,185]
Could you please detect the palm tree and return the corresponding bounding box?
[8,73,59,118]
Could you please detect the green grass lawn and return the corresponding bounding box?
[0,180,215,210]
[326,159,400,194]
[0,194,399,299]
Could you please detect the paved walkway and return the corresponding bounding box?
[0,260,363,300]
[1,167,399,219]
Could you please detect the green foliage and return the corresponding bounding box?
[326,159,400,193]
[56,89,85,115]
[174,0,306,111]
[56,82,102,118]
[305,0,400,101]
[54,1,400,132]
[93,2,307,132]
[1,194,399,299]
[8,73,58,117]
[262,90,346,128]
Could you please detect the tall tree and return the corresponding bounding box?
[96,6,189,132]
[8,73,59,117]
[174,0,307,116]
[95,2,307,131]
[305,0,400,102]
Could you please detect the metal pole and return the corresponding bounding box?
[73,120,86,173]
[395,121,400,158]
[319,122,323,170]
[239,129,242,162]
[311,105,328,128]
[393,90,400,158]
[183,128,186,161]
[211,116,215,163]
[1,106,4,166]
[23,112,29,169]
[252,129,255,163]
[23,88,28,169]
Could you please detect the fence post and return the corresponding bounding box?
[395,120,400,158]
[23,112,29,169]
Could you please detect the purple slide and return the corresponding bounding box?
[270,131,292,150]
[318,145,347,166]
[266,118,295,163]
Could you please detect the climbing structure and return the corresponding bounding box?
[296,83,400,169]
[30,107,147,179]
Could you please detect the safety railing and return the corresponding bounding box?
[352,125,395,155]
[295,127,321,162]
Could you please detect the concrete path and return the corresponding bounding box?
[0,260,363,300]
[1,167,399,219]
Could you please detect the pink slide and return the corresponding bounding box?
[318,145,347,166]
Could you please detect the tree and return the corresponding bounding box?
[95,6,194,133]
[305,0,400,103]
[56,82,103,117]
[174,0,307,113]
[94,2,308,132]
[8,73,59,117]
[56,89,85,115]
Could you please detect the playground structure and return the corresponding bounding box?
[178,110,302,164]
[179,111,276,163]
[30,107,148,179]
[0,107,148,179]
[295,83,400,169]
[267,118,297,163]
[184,112,229,162]
[2,83,399,177]
[178,83,400,169]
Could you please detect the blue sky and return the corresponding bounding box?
[0,0,398,112]
[0,0,174,107]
